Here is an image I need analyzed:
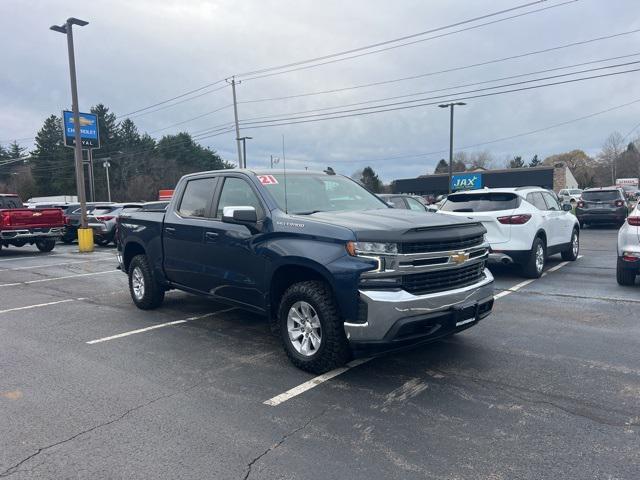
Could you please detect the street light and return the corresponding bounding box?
[438,102,466,194]
[50,17,93,252]
[237,136,252,168]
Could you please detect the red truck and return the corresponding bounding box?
[0,194,65,252]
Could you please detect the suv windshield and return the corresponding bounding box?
[440,192,519,212]
[260,173,387,214]
[582,191,620,202]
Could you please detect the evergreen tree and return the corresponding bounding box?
[508,156,525,168]
[434,159,448,173]
[529,154,542,167]
[359,166,383,193]
[7,141,26,159]
[31,115,75,195]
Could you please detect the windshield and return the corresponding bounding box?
[440,192,519,212]
[582,191,620,201]
[260,173,388,214]
[569,190,582,195]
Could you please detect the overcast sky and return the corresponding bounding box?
[1,0,639,181]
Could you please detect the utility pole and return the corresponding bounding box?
[229,77,243,167]
[439,102,466,194]
[50,17,93,251]
[237,137,252,169]
[86,149,95,202]
[103,159,112,202]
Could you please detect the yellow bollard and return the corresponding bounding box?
[77,228,94,253]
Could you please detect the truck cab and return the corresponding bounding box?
[118,170,494,373]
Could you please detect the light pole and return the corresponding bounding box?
[439,102,466,194]
[237,136,252,168]
[51,17,93,251]
[103,159,112,202]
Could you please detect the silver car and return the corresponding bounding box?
[88,203,142,246]
[617,202,640,285]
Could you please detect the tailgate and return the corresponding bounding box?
[1,208,64,228]
[440,211,512,244]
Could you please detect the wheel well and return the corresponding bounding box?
[269,265,330,319]
[535,230,547,247]
[123,242,145,273]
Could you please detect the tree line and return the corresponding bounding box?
[0,104,233,201]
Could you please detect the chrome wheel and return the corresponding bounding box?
[572,232,579,257]
[131,266,145,301]
[287,301,322,357]
[535,244,545,274]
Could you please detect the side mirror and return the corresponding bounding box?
[562,203,572,212]
[222,206,258,225]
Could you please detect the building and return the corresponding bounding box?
[392,163,578,196]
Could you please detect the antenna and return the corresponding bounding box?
[282,134,288,214]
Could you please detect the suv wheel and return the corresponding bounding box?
[523,237,545,278]
[278,280,350,374]
[128,254,165,309]
[561,229,579,261]
[616,258,637,286]
[35,238,56,252]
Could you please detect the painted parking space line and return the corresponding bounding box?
[0,298,87,315]
[0,252,114,263]
[86,307,236,344]
[0,269,119,287]
[263,358,372,407]
[0,258,115,272]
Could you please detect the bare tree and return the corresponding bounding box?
[598,132,625,184]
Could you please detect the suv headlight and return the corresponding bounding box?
[346,241,398,256]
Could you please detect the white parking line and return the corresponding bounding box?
[0,252,114,263]
[0,269,119,287]
[0,258,114,271]
[263,358,372,406]
[0,298,86,315]
[86,307,236,344]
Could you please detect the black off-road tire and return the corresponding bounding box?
[616,258,637,286]
[35,238,56,252]
[128,254,165,310]
[561,228,580,261]
[522,237,546,278]
[278,280,351,374]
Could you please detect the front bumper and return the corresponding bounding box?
[344,268,494,350]
[0,227,63,240]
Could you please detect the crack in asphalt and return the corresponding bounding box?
[242,408,328,480]
[431,368,639,428]
[0,381,205,478]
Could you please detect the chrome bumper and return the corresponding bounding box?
[344,268,494,343]
[0,227,63,240]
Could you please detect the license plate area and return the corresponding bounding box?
[452,303,479,327]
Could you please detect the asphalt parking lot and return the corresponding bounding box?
[1,227,638,480]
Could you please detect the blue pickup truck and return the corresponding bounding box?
[117,169,494,373]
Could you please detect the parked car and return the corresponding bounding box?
[576,187,629,228]
[620,184,640,201]
[558,188,583,205]
[378,194,429,212]
[88,203,142,246]
[140,201,170,211]
[0,194,64,252]
[118,169,494,373]
[61,202,111,243]
[438,187,580,278]
[616,202,640,285]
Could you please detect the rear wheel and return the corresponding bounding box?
[561,229,580,261]
[35,238,56,252]
[522,237,545,278]
[128,254,165,309]
[278,280,350,374]
[616,258,637,286]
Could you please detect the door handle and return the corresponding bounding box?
[204,231,219,242]
[165,227,176,235]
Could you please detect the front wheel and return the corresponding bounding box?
[522,237,545,278]
[561,229,580,261]
[617,259,637,286]
[35,238,56,252]
[128,254,165,309]
[278,280,351,374]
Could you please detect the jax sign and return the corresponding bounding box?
[62,111,100,149]
[451,173,483,191]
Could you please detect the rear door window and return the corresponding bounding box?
[541,192,560,211]
[526,192,548,210]
[581,191,620,202]
[178,177,217,218]
[440,192,519,212]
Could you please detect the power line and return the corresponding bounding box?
[622,120,640,140]
[148,104,234,133]
[238,54,640,123]
[239,1,577,81]
[240,27,640,104]
[238,65,640,127]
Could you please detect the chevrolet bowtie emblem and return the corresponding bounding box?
[32,212,43,217]
[450,251,470,265]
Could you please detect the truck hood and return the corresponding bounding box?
[292,209,483,242]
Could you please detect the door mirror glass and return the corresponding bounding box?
[562,203,572,212]
[222,206,258,224]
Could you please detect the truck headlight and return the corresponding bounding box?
[346,241,398,256]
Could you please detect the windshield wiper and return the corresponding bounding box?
[453,208,474,212]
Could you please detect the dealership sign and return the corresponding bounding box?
[451,173,483,191]
[62,111,100,149]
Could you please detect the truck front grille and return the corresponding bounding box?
[399,234,484,254]
[402,262,485,295]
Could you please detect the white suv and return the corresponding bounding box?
[617,202,640,285]
[439,187,580,278]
